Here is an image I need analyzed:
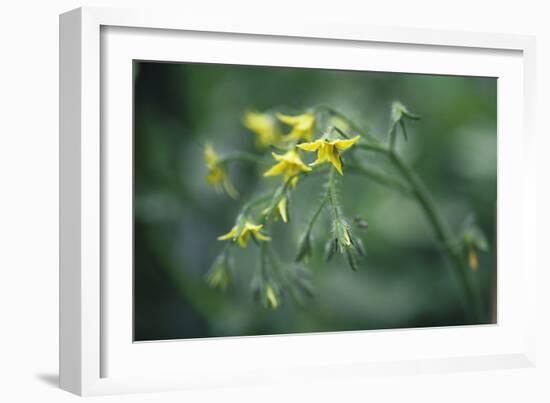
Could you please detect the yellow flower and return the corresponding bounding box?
[277,112,315,142]
[242,111,281,149]
[263,149,312,188]
[218,221,271,248]
[297,136,360,175]
[204,144,239,199]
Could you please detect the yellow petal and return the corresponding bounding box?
[218,226,238,241]
[207,167,225,184]
[328,147,343,175]
[297,140,321,152]
[271,151,285,162]
[243,111,272,132]
[238,231,250,248]
[254,232,272,242]
[244,222,263,232]
[243,111,281,148]
[263,161,286,177]
[333,136,360,151]
[204,143,219,167]
[289,152,312,171]
[280,112,314,128]
[276,112,302,126]
[310,143,329,166]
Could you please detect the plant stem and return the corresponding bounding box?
[346,163,412,195]
[355,130,483,320]
[313,105,381,144]
[356,142,390,154]
[307,192,329,233]
[327,167,341,221]
[240,194,272,219]
[386,150,483,322]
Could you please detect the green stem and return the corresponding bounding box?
[260,241,269,281]
[327,167,341,221]
[346,163,412,195]
[313,105,381,144]
[239,194,272,219]
[388,123,398,150]
[352,123,481,319]
[356,142,390,154]
[386,150,483,322]
[306,192,329,233]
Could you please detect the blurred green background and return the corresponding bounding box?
[133,61,496,341]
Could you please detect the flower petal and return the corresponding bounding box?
[263,161,286,177]
[238,231,250,248]
[328,147,343,175]
[217,226,238,241]
[244,222,263,232]
[297,140,321,152]
[204,143,219,166]
[276,112,303,126]
[333,136,360,151]
[254,232,272,242]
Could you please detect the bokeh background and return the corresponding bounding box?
[133,61,496,341]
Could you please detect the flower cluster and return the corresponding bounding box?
[203,107,365,309]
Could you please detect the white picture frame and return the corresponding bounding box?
[59,6,537,396]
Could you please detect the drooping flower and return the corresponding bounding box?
[263,149,312,188]
[277,112,315,142]
[297,136,360,175]
[242,111,282,149]
[218,221,271,248]
[204,144,239,199]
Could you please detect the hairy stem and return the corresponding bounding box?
[327,167,342,221]
[307,192,329,233]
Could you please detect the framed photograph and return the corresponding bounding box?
[59,7,537,396]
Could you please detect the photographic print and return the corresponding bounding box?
[133,61,496,341]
